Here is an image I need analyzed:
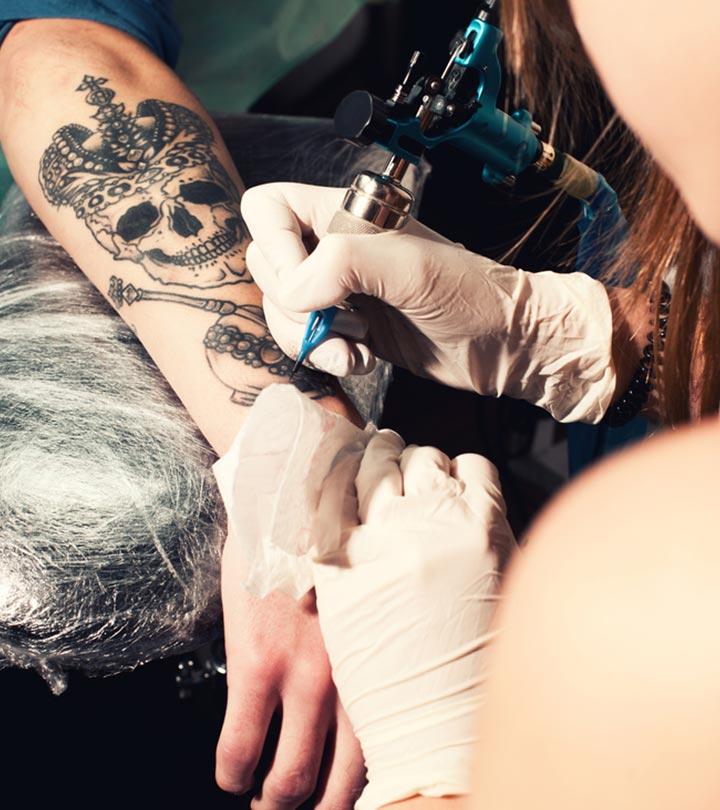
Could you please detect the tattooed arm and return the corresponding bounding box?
[0,18,357,455]
[0,18,366,808]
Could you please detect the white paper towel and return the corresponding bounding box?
[213,385,373,598]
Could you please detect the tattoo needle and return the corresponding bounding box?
[289,308,337,380]
[289,356,303,380]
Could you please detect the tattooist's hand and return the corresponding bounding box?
[242,182,617,424]
[217,532,365,809]
[310,431,516,809]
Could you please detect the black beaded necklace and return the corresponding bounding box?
[604,282,671,427]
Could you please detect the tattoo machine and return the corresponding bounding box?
[292,0,602,375]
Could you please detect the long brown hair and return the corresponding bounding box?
[501,0,720,424]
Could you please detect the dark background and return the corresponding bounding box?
[1,1,586,805]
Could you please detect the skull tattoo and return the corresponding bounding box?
[39,76,248,288]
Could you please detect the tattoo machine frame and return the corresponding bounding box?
[293,0,601,374]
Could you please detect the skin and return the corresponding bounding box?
[568,0,720,243]
[470,417,720,809]
[0,19,364,808]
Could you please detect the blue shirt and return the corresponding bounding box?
[0,1,181,66]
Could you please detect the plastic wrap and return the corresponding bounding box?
[0,114,429,692]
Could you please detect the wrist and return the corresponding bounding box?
[319,385,365,428]
[606,285,650,401]
[358,743,474,810]
[348,690,479,809]
[604,282,669,426]
[383,796,468,809]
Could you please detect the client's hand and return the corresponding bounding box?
[217,532,365,808]
[310,431,516,809]
[241,182,616,423]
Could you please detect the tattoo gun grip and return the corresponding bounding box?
[292,172,414,376]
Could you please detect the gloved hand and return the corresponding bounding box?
[241,182,616,423]
[310,430,517,809]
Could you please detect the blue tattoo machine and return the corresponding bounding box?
[292,0,600,375]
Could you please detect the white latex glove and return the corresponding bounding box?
[310,430,517,809]
[241,182,616,423]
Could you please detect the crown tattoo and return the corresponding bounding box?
[39,76,214,217]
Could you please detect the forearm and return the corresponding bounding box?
[0,19,356,455]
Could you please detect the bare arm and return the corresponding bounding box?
[0,18,358,456]
[0,19,365,806]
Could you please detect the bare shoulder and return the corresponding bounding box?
[521,416,720,577]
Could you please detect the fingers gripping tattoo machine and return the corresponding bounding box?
[292,0,601,373]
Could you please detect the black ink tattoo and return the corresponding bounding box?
[109,276,335,406]
[40,76,249,289]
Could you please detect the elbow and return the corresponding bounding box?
[0,18,160,130]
